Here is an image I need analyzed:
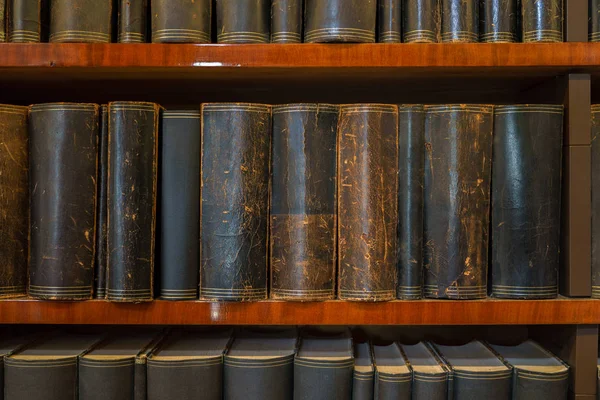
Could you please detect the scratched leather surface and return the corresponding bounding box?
[271,0,302,43]
[9,0,44,42]
[403,0,439,42]
[152,0,211,43]
[118,0,147,43]
[378,0,401,42]
[50,0,112,42]
[480,0,518,42]
[593,105,600,299]
[216,0,270,43]
[94,105,108,299]
[441,0,479,42]
[304,0,377,43]
[522,0,563,42]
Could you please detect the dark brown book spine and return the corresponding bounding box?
[441,0,478,42]
[0,105,28,299]
[402,0,439,42]
[480,0,518,42]
[338,104,398,302]
[29,103,99,300]
[94,105,108,299]
[49,0,111,42]
[423,105,493,299]
[151,0,211,43]
[592,105,600,299]
[118,0,146,42]
[271,0,302,43]
[0,0,6,42]
[590,0,600,41]
[216,0,269,43]
[522,0,563,42]
[200,103,271,301]
[8,0,42,42]
[107,102,159,302]
[379,0,401,42]
[270,104,338,301]
[304,0,377,42]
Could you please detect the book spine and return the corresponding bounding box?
[452,370,512,399]
[224,355,294,399]
[79,357,136,400]
[294,359,354,400]
[271,0,302,43]
[412,372,448,400]
[304,0,377,43]
[402,0,438,42]
[0,0,5,41]
[5,357,79,400]
[592,105,600,299]
[338,104,398,302]
[152,0,211,43]
[378,0,401,42]
[94,105,108,299]
[353,371,374,400]
[441,0,478,42]
[491,105,563,299]
[49,0,111,42]
[8,0,42,42]
[590,0,600,41]
[270,104,338,301]
[160,110,201,301]
[134,359,146,400]
[118,0,146,42]
[216,0,269,43]
[200,103,271,301]
[374,372,412,400]
[147,358,223,400]
[512,369,569,400]
[522,0,563,42]
[423,105,493,300]
[29,103,98,300]
[107,102,159,302]
[480,0,518,42]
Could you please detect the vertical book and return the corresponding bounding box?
[353,342,374,400]
[400,342,448,400]
[522,0,563,41]
[118,0,147,42]
[591,0,600,41]
[480,0,518,42]
[49,0,112,42]
[304,0,377,42]
[151,0,211,43]
[8,0,44,42]
[271,0,302,43]
[95,105,108,299]
[402,0,439,42]
[378,0,401,42]
[441,0,478,41]
[216,0,269,43]
[0,0,5,41]
[373,343,412,400]
[592,105,600,299]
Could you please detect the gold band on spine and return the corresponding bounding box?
[271,32,301,43]
[480,32,517,43]
[403,30,437,43]
[200,287,267,301]
[340,104,397,114]
[523,30,563,42]
[9,29,40,42]
[119,32,145,43]
[202,103,271,113]
[50,30,110,43]
[152,29,210,43]
[441,31,478,42]
[305,27,375,43]
[272,104,339,114]
[424,104,493,114]
[218,31,269,43]
[379,31,401,42]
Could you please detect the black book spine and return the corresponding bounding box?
[441,0,478,42]
[5,357,79,400]
[0,105,28,299]
[338,104,398,302]
[8,0,42,42]
[49,0,111,42]
[107,102,159,302]
[480,0,517,42]
[294,359,354,400]
[590,0,600,41]
[94,105,108,299]
[378,0,401,42]
[79,357,136,400]
[304,0,377,42]
[134,358,147,400]
[160,110,201,301]
[353,371,374,400]
[147,358,223,400]
[452,370,512,399]
[200,103,271,301]
[374,373,412,400]
[271,0,302,43]
[491,105,563,299]
[29,103,99,300]
[270,104,338,301]
[151,0,211,43]
[522,0,562,42]
[216,0,269,43]
[412,372,448,400]
[592,105,600,299]
[0,0,5,42]
[118,0,146,42]
[512,369,569,399]
[402,0,438,42]
[224,355,294,399]
[423,105,493,300]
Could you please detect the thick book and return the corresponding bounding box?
[441,0,478,42]
[200,103,271,301]
[151,0,211,43]
[0,0,5,41]
[489,340,569,400]
[160,110,201,300]
[304,0,377,43]
[591,0,600,42]
[592,104,600,299]
[107,101,160,302]
[522,0,563,42]
[49,0,111,42]
[401,342,448,400]
[8,0,43,42]
[353,342,374,400]
[216,0,269,43]
[491,105,563,299]
[29,103,99,300]
[270,104,338,301]
[423,105,493,299]
[0,105,28,299]
[402,0,438,42]
[95,105,108,299]
[480,0,518,42]
[597,358,599,400]
[271,0,302,43]
[338,104,398,302]
[0,334,35,400]
[118,0,146,42]
[378,0,401,42]
[373,343,411,400]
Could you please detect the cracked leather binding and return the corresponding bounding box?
[29,103,99,300]
[338,104,398,302]
[353,342,374,400]
[271,0,302,43]
[491,105,563,299]
[107,101,160,302]
[592,105,600,299]
[200,103,271,301]
[373,344,412,400]
[94,105,108,299]
[8,0,44,42]
[152,0,211,43]
[403,0,439,42]
[423,105,493,300]
[0,105,28,299]
[216,0,269,43]
[49,0,111,42]
[480,0,518,42]
[590,0,600,41]
[118,0,146,42]
[379,0,401,42]
[160,110,201,301]
[401,342,449,400]
[441,0,478,42]
[522,0,563,42]
[270,104,338,301]
[0,0,5,41]
[304,0,376,42]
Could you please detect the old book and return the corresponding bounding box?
[151,0,211,43]
[373,343,411,400]
[271,0,302,43]
[353,342,374,400]
[160,110,201,300]
[591,0,600,41]
[49,0,111,42]
[29,103,99,300]
[441,0,478,42]
[397,105,425,300]
[592,104,600,299]
[400,342,448,400]
[423,105,493,299]
[491,105,563,299]
[216,0,269,43]
[480,0,518,42]
[8,0,44,42]
[403,0,439,42]
[0,334,35,399]
[522,0,563,42]
[0,105,28,299]
[107,102,160,302]
[597,358,599,399]
[200,103,271,301]
[270,104,338,301]
[378,0,401,42]
[338,104,398,302]
[0,0,5,41]
[95,105,108,299]
[304,0,377,42]
[489,341,569,400]
[118,0,147,42]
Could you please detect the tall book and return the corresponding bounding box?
[216,0,269,43]
[95,105,108,299]
[107,102,160,302]
[118,0,147,42]
[402,0,438,42]
[373,343,411,400]
[353,342,374,400]
[271,0,302,43]
[0,334,35,399]
[29,103,99,300]
[270,104,338,301]
[401,342,448,400]
[8,0,44,42]
[423,105,493,299]
[200,103,271,301]
[0,105,28,299]
[304,0,376,42]
[480,0,518,42]
[522,0,563,42]
[491,105,563,299]
[592,104,600,299]
[160,110,201,300]
[591,0,600,42]
[441,0,478,42]
[597,357,599,399]
[151,0,211,43]
[338,104,398,301]
[378,0,401,42]
[49,0,111,42]
[0,0,5,41]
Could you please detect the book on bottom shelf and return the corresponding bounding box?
[0,333,36,397]
[353,342,374,400]
[400,342,449,400]
[373,343,411,400]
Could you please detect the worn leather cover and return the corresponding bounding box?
[8,0,42,42]
[49,0,111,42]
[118,0,146,42]
[522,0,563,41]
[152,0,211,43]
[0,105,28,299]
[271,0,302,42]
[94,105,108,299]
[107,102,160,302]
[216,0,269,43]
[480,0,517,42]
[590,0,600,41]
[592,105,600,299]
[441,0,478,42]
[403,0,439,42]
[160,110,200,300]
[29,103,98,300]
[378,0,401,42]
[304,0,376,42]
[423,105,493,300]
[353,342,374,400]
[200,103,271,301]
[338,104,398,302]
[270,104,338,301]
[0,335,35,400]
[0,0,6,41]
[373,344,412,400]
[401,342,448,400]
[491,105,563,299]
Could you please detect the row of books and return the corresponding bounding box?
[0,102,569,302]
[0,328,571,400]
[0,0,565,44]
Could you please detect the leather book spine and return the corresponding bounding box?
[522,0,563,42]
[374,372,412,400]
[147,358,223,400]
[512,369,569,399]
[224,355,294,399]
[304,0,376,42]
[480,0,518,42]
[270,104,338,301]
[397,105,425,300]
[216,0,269,43]
[94,105,108,299]
[592,105,600,299]
[590,0,600,41]
[491,105,563,299]
[107,102,160,302]
[49,0,111,42]
[412,372,448,400]
[378,0,401,42]
[29,103,99,300]
[452,370,512,399]
[8,0,42,42]
[152,0,211,43]
[423,105,493,300]
[338,104,398,302]
[118,0,146,42]
[271,0,302,43]
[5,357,79,400]
[160,110,201,301]
[353,371,374,400]
[294,358,353,400]
[441,0,478,42]
[0,0,5,42]
[79,357,136,400]
[402,0,439,42]
[0,105,28,299]
[200,103,271,301]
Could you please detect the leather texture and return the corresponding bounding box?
[271,0,302,43]
[304,0,376,43]
[591,105,600,299]
[590,0,600,41]
[8,0,43,42]
[480,0,518,42]
[378,0,401,42]
[216,0,270,43]
[353,342,374,400]
[152,0,211,43]
[49,0,111,42]
[441,0,479,42]
[401,343,448,400]
[0,0,6,41]
[94,105,108,299]
[403,0,439,42]
[522,0,563,42]
[79,359,135,400]
[118,0,147,42]
[373,344,411,400]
